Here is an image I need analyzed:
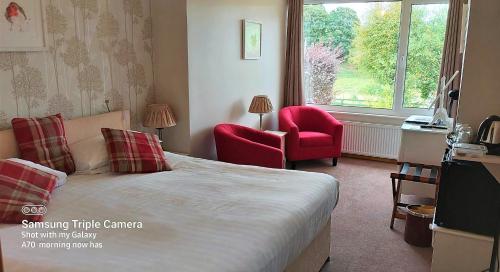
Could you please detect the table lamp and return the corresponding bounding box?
[249,95,273,130]
[143,104,176,145]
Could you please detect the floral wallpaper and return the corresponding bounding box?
[0,0,155,130]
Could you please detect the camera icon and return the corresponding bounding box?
[21,205,47,216]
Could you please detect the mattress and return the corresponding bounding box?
[0,153,339,272]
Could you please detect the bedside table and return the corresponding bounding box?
[265,130,287,165]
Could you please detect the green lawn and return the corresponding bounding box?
[332,64,394,109]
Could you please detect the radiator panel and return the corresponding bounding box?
[340,121,401,159]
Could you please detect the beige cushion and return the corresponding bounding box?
[69,135,109,174]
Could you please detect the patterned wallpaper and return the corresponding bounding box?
[0,0,154,130]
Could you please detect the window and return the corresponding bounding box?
[304,0,449,116]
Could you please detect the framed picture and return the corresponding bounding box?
[0,0,46,51]
[242,20,262,60]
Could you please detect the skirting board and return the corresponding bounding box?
[342,153,397,164]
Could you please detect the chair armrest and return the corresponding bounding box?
[241,127,282,149]
[217,134,284,168]
[317,111,343,155]
[279,111,300,147]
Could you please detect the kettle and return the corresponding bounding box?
[476,115,500,155]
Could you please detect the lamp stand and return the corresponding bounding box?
[259,113,264,130]
[157,128,165,150]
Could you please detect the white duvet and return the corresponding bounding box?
[0,153,339,272]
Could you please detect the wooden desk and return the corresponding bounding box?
[431,151,499,272]
[399,118,451,166]
[397,116,451,199]
[452,152,500,181]
[431,224,494,272]
[452,152,500,164]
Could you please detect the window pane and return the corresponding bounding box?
[304,2,401,109]
[403,4,449,109]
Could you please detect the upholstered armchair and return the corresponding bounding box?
[279,106,343,168]
[214,124,284,169]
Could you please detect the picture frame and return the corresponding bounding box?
[242,20,262,60]
[0,0,47,52]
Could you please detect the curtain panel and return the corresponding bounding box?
[284,0,305,107]
[438,0,464,117]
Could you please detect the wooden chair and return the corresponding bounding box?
[390,162,440,229]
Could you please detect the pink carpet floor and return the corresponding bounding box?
[296,157,432,272]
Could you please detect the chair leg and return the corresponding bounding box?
[332,158,338,166]
[390,179,401,229]
[391,178,396,200]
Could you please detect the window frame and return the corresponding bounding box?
[304,0,449,117]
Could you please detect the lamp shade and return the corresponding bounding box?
[248,95,273,114]
[143,104,176,128]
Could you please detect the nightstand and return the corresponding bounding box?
[265,130,287,167]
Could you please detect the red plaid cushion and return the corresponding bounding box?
[0,160,57,224]
[11,114,75,174]
[101,128,171,173]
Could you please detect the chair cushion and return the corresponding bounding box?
[299,131,334,147]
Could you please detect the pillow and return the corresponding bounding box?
[73,165,110,175]
[7,158,67,188]
[11,114,75,174]
[101,128,171,173]
[69,135,109,174]
[0,160,57,223]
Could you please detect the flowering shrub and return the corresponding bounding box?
[304,44,342,105]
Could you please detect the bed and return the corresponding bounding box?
[0,111,339,272]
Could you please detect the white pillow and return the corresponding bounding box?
[7,158,67,188]
[69,135,109,174]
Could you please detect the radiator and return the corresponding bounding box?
[340,121,401,159]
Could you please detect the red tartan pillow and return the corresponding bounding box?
[101,128,172,173]
[11,114,75,174]
[0,160,57,224]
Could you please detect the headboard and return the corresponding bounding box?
[0,111,130,160]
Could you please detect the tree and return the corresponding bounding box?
[328,7,359,57]
[351,3,448,106]
[403,6,448,106]
[304,5,359,57]
[305,44,342,104]
[350,3,401,85]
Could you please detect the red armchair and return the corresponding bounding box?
[279,106,343,167]
[214,124,284,169]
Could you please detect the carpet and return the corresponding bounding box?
[296,157,432,272]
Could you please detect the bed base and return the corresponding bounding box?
[285,217,331,272]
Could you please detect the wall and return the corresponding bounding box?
[457,0,500,132]
[0,0,154,130]
[186,0,286,159]
[151,0,191,154]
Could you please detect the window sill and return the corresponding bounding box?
[307,104,432,126]
[326,110,406,126]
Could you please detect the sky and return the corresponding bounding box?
[323,3,377,24]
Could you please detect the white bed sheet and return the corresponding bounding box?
[0,153,339,272]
